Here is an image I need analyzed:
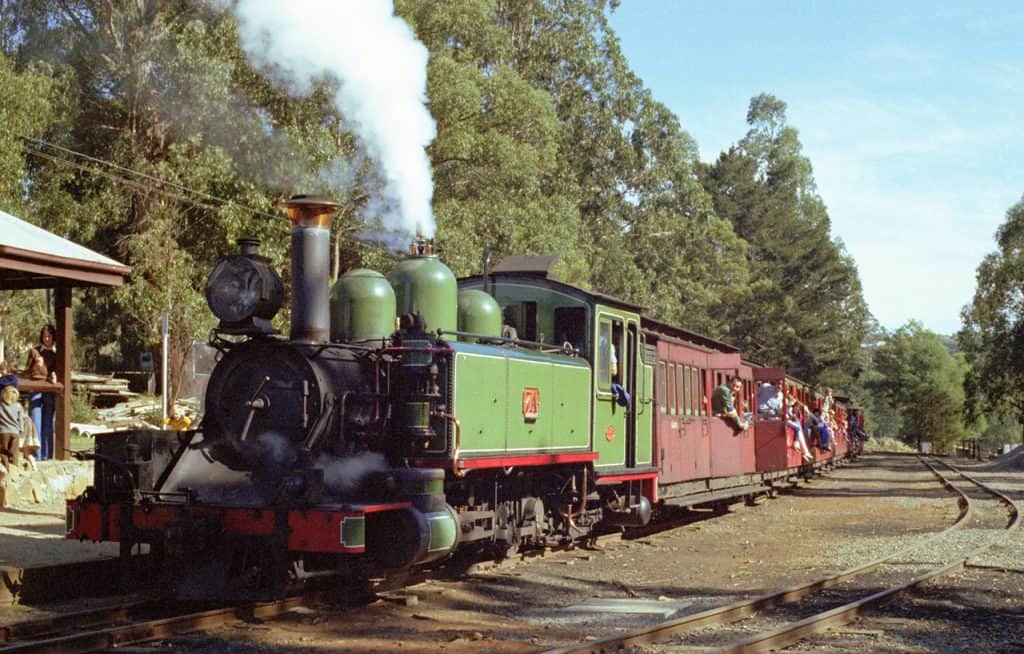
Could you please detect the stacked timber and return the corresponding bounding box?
[95,399,162,431]
[93,397,200,432]
[71,372,139,406]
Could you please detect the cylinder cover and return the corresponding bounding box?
[366,469,457,569]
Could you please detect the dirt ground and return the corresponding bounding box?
[790,454,1024,654]
[149,453,980,653]
[5,453,1020,652]
[0,459,119,569]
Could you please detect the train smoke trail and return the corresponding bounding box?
[234,0,436,237]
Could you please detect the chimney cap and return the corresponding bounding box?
[279,195,341,229]
[281,194,341,207]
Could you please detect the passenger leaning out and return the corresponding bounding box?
[785,388,813,463]
[813,408,832,452]
[757,381,783,419]
[712,377,750,432]
[822,387,838,434]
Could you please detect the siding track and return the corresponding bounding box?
[546,456,1020,654]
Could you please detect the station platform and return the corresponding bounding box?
[0,460,120,604]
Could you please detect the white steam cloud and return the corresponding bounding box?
[234,0,436,237]
[315,451,388,497]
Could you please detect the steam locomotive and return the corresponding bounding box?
[66,196,860,598]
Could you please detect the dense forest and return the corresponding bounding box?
[0,1,1016,452]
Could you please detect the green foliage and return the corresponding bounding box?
[0,289,48,368]
[958,196,1024,443]
[701,95,869,385]
[0,49,55,367]
[396,0,750,333]
[969,411,1019,450]
[70,391,99,424]
[869,321,968,452]
[2,2,359,397]
[0,1,870,421]
[840,320,902,439]
[0,52,52,212]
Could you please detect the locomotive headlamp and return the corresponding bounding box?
[206,238,284,333]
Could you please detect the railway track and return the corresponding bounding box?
[0,595,327,654]
[0,567,438,654]
[547,456,1020,654]
[0,460,848,653]
[0,541,547,654]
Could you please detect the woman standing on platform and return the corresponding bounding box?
[24,324,57,460]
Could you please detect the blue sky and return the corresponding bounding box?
[608,1,1024,335]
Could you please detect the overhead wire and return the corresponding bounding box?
[10,129,291,233]
[24,145,227,213]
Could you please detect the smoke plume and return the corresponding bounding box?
[234,0,436,237]
[315,451,388,497]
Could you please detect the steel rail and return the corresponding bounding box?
[0,595,313,654]
[0,554,468,654]
[0,599,155,643]
[545,456,975,654]
[708,457,1020,654]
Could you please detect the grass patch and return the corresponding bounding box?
[70,435,95,453]
[70,391,99,423]
[864,436,917,453]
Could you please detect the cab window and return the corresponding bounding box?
[597,319,612,389]
[554,306,586,352]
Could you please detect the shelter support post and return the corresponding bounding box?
[55,285,72,460]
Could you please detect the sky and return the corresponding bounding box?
[607,1,1024,335]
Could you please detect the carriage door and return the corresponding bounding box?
[625,321,638,467]
[595,314,626,468]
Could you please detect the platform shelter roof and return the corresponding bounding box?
[0,209,129,289]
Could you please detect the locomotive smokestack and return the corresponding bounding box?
[279,195,341,343]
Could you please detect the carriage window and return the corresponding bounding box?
[675,364,685,415]
[691,367,700,416]
[697,368,707,416]
[597,319,612,389]
[682,365,691,416]
[657,362,667,414]
[667,363,676,414]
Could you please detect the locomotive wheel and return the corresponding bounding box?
[493,502,520,559]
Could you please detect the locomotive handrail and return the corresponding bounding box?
[637,331,650,415]
[435,411,463,477]
[436,329,580,356]
[207,329,384,357]
[307,341,381,355]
